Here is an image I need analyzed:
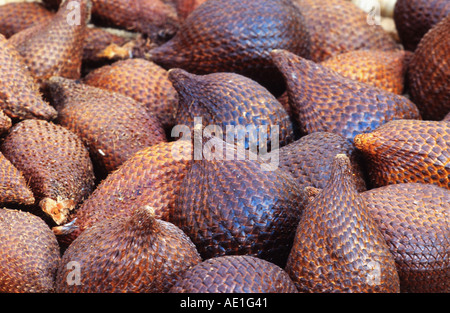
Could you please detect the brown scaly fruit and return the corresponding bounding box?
[291,0,399,62]
[353,119,450,190]
[278,132,367,192]
[320,49,412,95]
[0,110,11,135]
[285,154,400,293]
[55,205,201,293]
[83,58,178,131]
[0,208,61,293]
[53,140,192,249]
[0,119,96,225]
[407,16,450,121]
[394,0,450,51]
[168,69,296,150]
[8,0,91,85]
[45,77,167,176]
[169,255,298,293]
[0,34,57,120]
[361,183,450,293]
[270,49,421,142]
[148,0,311,96]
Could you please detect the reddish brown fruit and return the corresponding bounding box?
[0,119,96,225]
[407,16,450,121]
[83,58,178,130]
[55,206,201,293]
[46,77,167,175]
[353,119,450,190]
[0,34,57,120]
[285,154,400,293]
[361,183,450,293]
[271,49,421,142]
[149,0,311,95]
[0,208,61,293]
[169,255,298,293]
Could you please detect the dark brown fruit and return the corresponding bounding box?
[0,119,96,225]
[0,34,57,120]
[169,255,298,293]
[285,154,400,293]
[149,0,311,95]
[168,69,296,150]
[407,16,450,121]
[46,77,167,175]
[353,119,450,190]
[0,208,61,293]
[271,49,421,142]
[361,183,450,293]
[394,0,450,51]
[278,132,367,192]
[292,0,399,62]
[55,205,201,293]
[83,58,178,130]
[53,140,192,248]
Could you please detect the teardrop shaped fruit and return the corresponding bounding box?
[8,0,91,85]
[278,132,367,192]
[292,0,399,62]
[320,49,412,95]
[394,0,450,51]
[270,49,421,142]
[0,34,57,120]
[149,0,311,95]
[0,119,96,225]
[55,205,201,293]
[353,119,450,190]
[0,208,61,293]
[406,15,450,121]
[169,255,298,293]
[53,140,192,249]
[285,154,400,293]
[45,76,167,175]
[83,58,178,131]
[171,133,307,267]
[361,182,450,293]
[168,68,296,150]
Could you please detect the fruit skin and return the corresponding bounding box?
[0,119,96,225]
[394,0,450,51]
[361,183,450,293]
[285,154,400,293]
[169,255,298,293]
[354,119,450,190]
[0,34,57,121]
[270,49,421,142]
[45,76,167,175]
[0,208,61,293]
[149,0,311,96]
[0,110,12,135]
[55,206,202,293]
[407,16,450,121]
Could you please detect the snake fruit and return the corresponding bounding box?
[55,206,201,293]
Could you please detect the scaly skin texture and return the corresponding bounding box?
[169,255,298,293]
[361,183,450,293]
[83,58,178,130]
[394,0,450,51]
[46,77,167,175]
[0,110,11,135]
[0,34,57,120]
[0,208,61,293]
[271,49,421,142]
[0,119,96,225]
[149,0,311,96]
[407,16,450,121]
[354,119,450,190]
[285,154,400,293]
[55,206,202,293]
